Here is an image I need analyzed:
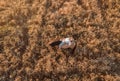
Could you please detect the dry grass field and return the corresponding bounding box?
[0,0,120,81]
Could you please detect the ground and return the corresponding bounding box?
[0,0,120,81]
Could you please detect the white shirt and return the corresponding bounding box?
[59,38,72,48]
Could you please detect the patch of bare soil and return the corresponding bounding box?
[0,0,120,81]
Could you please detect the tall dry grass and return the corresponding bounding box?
[0,0,120,81]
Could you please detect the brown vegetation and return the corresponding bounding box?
[0,0,120,81]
